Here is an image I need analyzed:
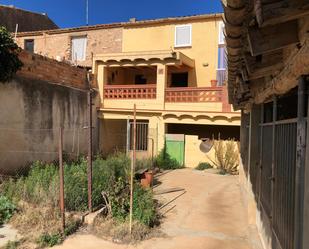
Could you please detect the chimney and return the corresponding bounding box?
[129,17,137,23]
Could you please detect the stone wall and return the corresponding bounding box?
[15,27,123,67]
[0,51,97,174]
[18,50,89,89]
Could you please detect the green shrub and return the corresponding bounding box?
[0,195,16,225]
[64,219,82,237]
[154,149,183,170]
[135,158,153,171]
[0,27,23,82]
[195,162,212,170]
[37,232,63,247]
[133,185,156,226]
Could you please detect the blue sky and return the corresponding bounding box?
[1,0,223,28]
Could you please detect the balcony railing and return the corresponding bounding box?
[165,87,222,102]
[216,69,227,86]
[104,84,157,99]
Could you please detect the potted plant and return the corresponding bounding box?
[211,79,218,87]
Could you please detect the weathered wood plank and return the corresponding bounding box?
[248,20,299,56]
[261,2,309,27]
[244,51,283,79]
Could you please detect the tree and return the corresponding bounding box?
[0,26,23,82]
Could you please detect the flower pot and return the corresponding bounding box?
[210,80,218,87]
[145,171,154,185]
[140,170,154,188]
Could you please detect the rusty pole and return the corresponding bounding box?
[59,127,65,233]
[129,104,137,234]
[87,90,93,212]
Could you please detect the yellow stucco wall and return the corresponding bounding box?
[122,18,222,87]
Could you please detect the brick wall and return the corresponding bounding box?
[18,50,89,90]
[16,27,123,68]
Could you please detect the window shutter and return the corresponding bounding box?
[175,25,191,47]
[218,22,225,44]
[71,37,87,61]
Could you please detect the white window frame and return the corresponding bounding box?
[218,21,225,45]
[71,36,87,62]
[174,24,192,48]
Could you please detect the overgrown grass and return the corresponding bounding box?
[0,153,157,226]
[195,162,212,171]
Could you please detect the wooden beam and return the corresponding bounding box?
[261,1,309,27]
[248,20,299,56]
[244,51,283,79]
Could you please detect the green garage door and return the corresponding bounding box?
[165,134,185,166]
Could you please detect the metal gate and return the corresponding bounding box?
[259,117,298,249]
[165,134,185,166]
[273,119,297,249]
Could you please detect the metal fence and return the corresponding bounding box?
[244,104,301,249]
[0,126,89,232]
[259,123,272,217]
[273,120,297,249]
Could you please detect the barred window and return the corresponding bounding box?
[129,121,148,151]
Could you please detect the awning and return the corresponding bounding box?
[93,50,195,68]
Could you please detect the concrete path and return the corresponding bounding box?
[54,168,252,249]
[0,224,20,247]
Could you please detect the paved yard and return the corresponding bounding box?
[54,168,252,249]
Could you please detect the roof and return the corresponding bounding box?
[223,0,309,109]
[0,5,58,32]
[16,13,222,37]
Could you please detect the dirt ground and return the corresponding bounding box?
[54,168,254,249]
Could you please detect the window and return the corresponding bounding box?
[24,39,34,53]
[171,72,188,87]
[71,36,87,61]
[135,75,147,84]
[175,24,192,47]
[129,121,149,151]
[218,21,225,45]
[217,46,227,69]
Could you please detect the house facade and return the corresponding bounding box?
[222,0,309,249]
[16,14,240,167]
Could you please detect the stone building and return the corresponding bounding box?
[16,14,240,168]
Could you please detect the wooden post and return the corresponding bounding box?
[129,104,137,234]
[59,127,65,233]
[294,76,306,249]
[303,77,309,249]
[271,97,277,223]
[87,91,93,212]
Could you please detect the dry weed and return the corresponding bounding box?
[92,215,163,244]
